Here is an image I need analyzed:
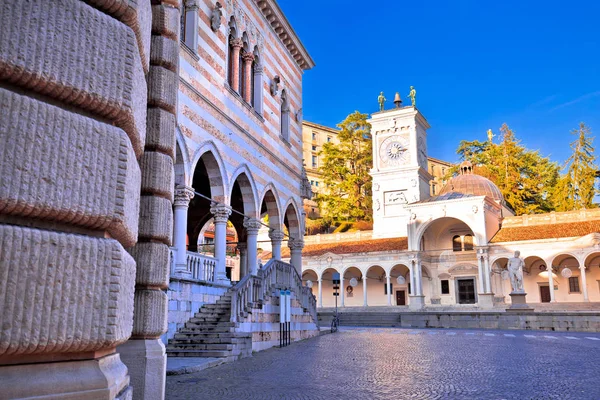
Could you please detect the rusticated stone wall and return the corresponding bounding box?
[116,2,180,400]
[0,0,157,399]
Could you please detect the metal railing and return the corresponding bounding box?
[229,259,318,324]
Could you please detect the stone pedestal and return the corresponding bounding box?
[118,339,166,400]
[478,293,495,309]
[507,292,533,311]
[0,353,131,399]
[409,295,425,310]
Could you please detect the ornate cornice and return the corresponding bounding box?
[253,0,315,70]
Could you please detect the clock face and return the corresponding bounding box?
[379,136,409,167]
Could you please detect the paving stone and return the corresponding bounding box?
[166,327,600,399]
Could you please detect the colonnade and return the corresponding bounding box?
[172,185,303,283]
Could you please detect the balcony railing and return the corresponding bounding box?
[169,248,218,283]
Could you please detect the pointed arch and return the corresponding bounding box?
[190,141,228,203]
[229,164,259,219]
[175,126,191,186]
[259,183,282,230]
[283,197,303,240]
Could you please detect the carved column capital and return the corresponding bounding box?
[268,229,285,242]
[174,186,195,207]
[236,242,247,251]
[243,218,262,234]
[185,0,199,9]
[230,37,244,48]
[210,204,231,223]
[241,52,255,63]
[288,238,305,251]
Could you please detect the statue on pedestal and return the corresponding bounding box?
[507,250,525,293]
[378,91,386,111]
[407,86,416,106]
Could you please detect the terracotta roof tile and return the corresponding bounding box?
[281,237,408,258]
[490,220,600,243]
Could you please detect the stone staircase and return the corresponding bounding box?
[166,292,252,360]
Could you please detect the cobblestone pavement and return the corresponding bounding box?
[166,327,600,400]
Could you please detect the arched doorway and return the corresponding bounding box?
[365,265,387,306]
[320,267,340,308]
[229,171,257,279]
[302,269,318,298]
[584,252,600,302]
[524,256,551,303]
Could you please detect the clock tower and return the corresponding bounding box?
[368,106,432,238]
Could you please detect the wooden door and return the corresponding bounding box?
[457,279,476,304]
[396,290,406,306]
[540,285,551,303]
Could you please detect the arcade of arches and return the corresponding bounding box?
[172,144,305,283]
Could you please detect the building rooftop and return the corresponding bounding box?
[278,237,408,258]
[490,220,600,243]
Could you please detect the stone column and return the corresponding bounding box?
[244,219,262,275]
[409,255,425,310]
[340,273,345,307]
[477,255,485,293]
[580,265,589,302]
[386,274,392,306]
[211,204,232,284]
[173,186,194,276]
[269,229,285,260]
[288,238,305,275]
[229,38,243,93]
[363,276,368,306]
[484,255,492,293]
[242,52,255,103]
[547,265,556,303]
[237,242,247,279]
[318,278,323,308]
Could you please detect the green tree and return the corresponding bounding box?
[315,111,372,221]
[554,122,598,211]
[456,123,560,215]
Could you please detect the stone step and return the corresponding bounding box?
[166,349,237,358]
[168,343,234,351]
[189,316,231,323]
[170,336,249,345]
[174,332,251,340]
[179,326,237,333]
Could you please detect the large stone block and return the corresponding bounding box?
[146,108,177,159]
[151,4,179,41]
[150,35,179,73]
[148,66,178,114]
[118,339,166,400]
[129,242,170,288]
[140,151,174,201]
[131,290,168,337]
[0,353,130,399]
[0,0,147,156]
[0,88,141,248]
[0,225,135,358]
[84,0,152,73]
[138,196,173,245]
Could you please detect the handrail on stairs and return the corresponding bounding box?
[229,259,317,324]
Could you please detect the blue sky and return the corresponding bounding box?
[278,0,600,165]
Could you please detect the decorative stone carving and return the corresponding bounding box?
[270,75,281,96]
[295,107,303,123]
[210,204,232,223]
[269,229,286,242]
[300,165,312,199]
[174,185,195,207]
[210,2,223,32]
[288,238,305,251]
[229,37,243,49]
[243,218,263,234]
